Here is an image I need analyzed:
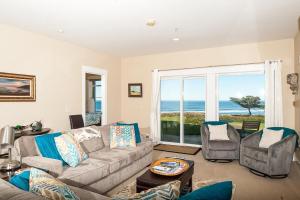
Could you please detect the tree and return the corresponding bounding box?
[230,96,262,116]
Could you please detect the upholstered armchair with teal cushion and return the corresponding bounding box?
[201,121,240,161]
[240,127,298,178]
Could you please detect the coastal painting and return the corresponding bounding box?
[0,72,36,101]
[128,83,142,97]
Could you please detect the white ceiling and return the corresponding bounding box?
[0,0,299,57]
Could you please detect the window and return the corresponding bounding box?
[158,64,265,146]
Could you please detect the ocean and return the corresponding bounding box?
[161,100,264,115]
[96,100,265,115]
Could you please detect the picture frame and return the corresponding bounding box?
[128,83,143,97]
[0,72,36,102]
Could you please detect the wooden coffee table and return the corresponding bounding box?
[136,159,194,195]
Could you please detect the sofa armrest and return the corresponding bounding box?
[227,125,240,143]
[200,125,209,147]
[268,135,297,173]
[241,131,261,148]
[22,156,64,177]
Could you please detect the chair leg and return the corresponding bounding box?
[249,169,288,179]
[207,159,233,163]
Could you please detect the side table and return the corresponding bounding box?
[15,128,51,139]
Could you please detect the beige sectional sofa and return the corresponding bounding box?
[0,178,110,200]
[13,124,153,194]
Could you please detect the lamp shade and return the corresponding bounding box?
[0,126,15,149]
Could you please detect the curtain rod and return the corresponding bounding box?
[152,60,282,72]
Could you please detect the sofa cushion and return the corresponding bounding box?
[58,158,109,187]
[80,137,105,153]
[70,186,110,200]
[208,124,230,141]
[93,124,111,146]
[115,140,153,161]
[243,146,268,162]
[208,140,237,151]
[89,148,136,173]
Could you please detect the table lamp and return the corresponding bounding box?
[0,126,21,171]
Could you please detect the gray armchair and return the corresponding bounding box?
[240,127,298,178]
[201,122,240,161]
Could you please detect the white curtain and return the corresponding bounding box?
[264,60,283,127]
[150,69,160,143]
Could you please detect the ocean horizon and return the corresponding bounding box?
[160,100,265,115]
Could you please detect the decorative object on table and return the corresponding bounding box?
[136,159,194,195]
[150,157,189,176]
[0,126,21,171]
[0,72,36,102]
[128,83,143,97]
[30,121,42,131]
[287,73,298,95]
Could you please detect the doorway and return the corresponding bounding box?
[82,66,107,126]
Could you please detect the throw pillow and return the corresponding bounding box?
[9,170,30,191]
[34,133,67,165]
[259,128,284,148]
[117,122,142,144]
[55,133,88,167]
[112,180,180,200]
[110,125,136,148]
[208,124,229,140]
[70,126,102,143]
[30,168,79,200]
[179,181,233,200]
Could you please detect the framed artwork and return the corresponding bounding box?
[0,72,36,102]
[128,83,143,97]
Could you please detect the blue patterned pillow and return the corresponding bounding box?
[55,133,88,167]
[113,180,180,200]
[30,168,79,200]
[110,125,136,148]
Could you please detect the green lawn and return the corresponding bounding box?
[161,112,265,131]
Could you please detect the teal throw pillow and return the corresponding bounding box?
[9,170,30,191]
[117,122,141,143]
[179,181,233,200]
[35,133,67,165]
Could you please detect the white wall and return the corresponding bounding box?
[0,25,122,131]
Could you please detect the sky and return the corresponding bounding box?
[160,74,265,101]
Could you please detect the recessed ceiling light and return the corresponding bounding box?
[173,38,180,41]
[146,19,156,27]
[57,29,64,33]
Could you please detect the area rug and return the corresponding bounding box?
[153,144,201,155]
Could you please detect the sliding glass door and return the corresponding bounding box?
[160,77,205,146]
[183,78,205,145]
[158,63,265,147]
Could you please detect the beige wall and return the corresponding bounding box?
[295,32,300,132]
[0,25,121,131]
[121,39,295,129]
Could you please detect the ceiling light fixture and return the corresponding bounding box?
[173,38,180,41]
[146,19,156,27]
[57,29,64,33]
